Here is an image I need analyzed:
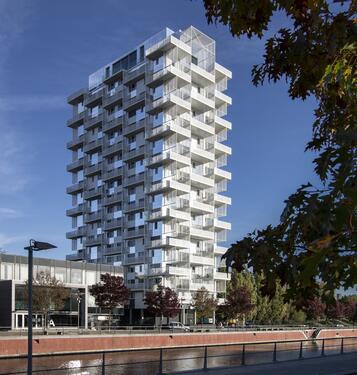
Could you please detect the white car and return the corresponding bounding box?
[163,322,190,332]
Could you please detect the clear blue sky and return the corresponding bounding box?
[0,0,319,259]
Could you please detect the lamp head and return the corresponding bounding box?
[24,239,57,251]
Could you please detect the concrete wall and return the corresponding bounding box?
[0,329,356,357]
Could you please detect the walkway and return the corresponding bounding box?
[172,353,357,375]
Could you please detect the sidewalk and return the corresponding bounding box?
[172,353,357,375]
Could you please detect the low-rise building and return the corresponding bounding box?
[0,253,123,330]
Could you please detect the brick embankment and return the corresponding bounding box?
[0,329,355,357]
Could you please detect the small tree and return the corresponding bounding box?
[192,287,217,324]
[326,300,346,320]
[25,271,70,331]
[225,285,255,326]
[90,273,130,327]
[144,285,180,324]
[304,297,326,321]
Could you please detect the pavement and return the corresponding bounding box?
[171,353,357,375]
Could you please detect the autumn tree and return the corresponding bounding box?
[192,287,218,323]
[225,284,255,326]
[144,285,180,324]
[204,0,357,299]
[304,296,326,321]
[25,271,70,331]
[90,273,130,327]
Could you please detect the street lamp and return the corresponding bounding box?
[24,239,56,375]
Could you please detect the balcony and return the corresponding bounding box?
[103,115,124,133]
[104,218,123,230]
[67,159,84,172]
[84,138,103,153]
[123,90,146,111]
[214,142,232,156]
[215,115,232,132]
[214,219,231,231]
[145,34,191,59]
[124,254,146,265]
[214,168,232,181]
[215,62,232,80]
[147,145,190,168]
[67,134,85,150]
[123,146,145,161]
[103,244,122,256]
[66,226,86,239]
[66,203,85,217]
[191,63,215,85]
[191,226,214,240]
[83,186,103,200]
[214,193,231,206]
[66,252,86,261]
[215,89,232,107]
[103,87,123,108]
[190,281,214,292]
[146,61,191,86]
[123,173,145,187]
[167,266,190,277]
[85,234,103,247]
[146,89,191,113]
[67,88,86,105]
[190,254,214,266]
[102,168,123,181]
[102,139,123,158]
[124,200,145,212]
[190,172,214,188]
[123,118,146,136]
[123,64,146,84]
[123,227,145,238]
[84,211,102,223]
[191,142,215,163]
[103,191,123,206]
[85,162,102,177]
[66,181,84,194]
[214,271,231,281]
[84,112,103,130]
[190,199,214,214]
[67,111,85,128]
[146,116,190,141]
[84,88,103,106]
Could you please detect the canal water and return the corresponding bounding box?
[0,338,355,374]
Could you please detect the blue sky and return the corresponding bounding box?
[0,0,319,259]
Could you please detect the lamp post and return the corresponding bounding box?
[24,239,56,375]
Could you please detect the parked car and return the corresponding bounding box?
[161,322,190,332]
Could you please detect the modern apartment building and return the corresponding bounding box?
[66,26,232,322]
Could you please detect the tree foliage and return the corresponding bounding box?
[203,0,357,297]
[144,285,180,320]
[304,296,326,320]
[26,271,70,329]
[90,273,130,312]
[192,287,218,323]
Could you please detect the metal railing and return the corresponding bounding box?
[0,336,356,374]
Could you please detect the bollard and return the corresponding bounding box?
[321,339,325,357]
[203,346,208,370]
[241,344,246,366]
[101,352,105,375]
[273,342,277,362]
[340,338,344,355]
[158,347,163,375]
[299,341,303,359]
